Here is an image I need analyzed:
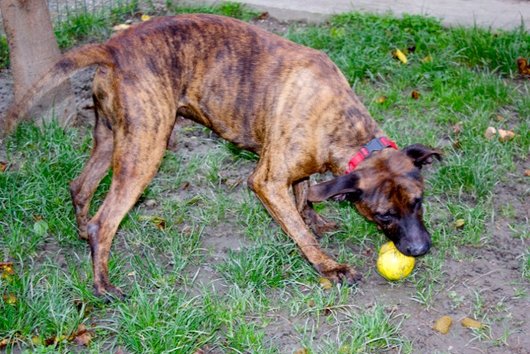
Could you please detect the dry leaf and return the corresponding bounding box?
[3,294,17,305]
[319,277,333,290]
[376,96,387,104]
[495,114,505,122]
[113,24,131,32]
[411,90,421,100]
[433,315,453,334]
[141,14,151,21]
[307,299,315,307]
[0,262,15,280]
[0,161,7,172]
[294,347,309,354]
[461,317,482,329]
[73,331,92,346]
[517,57,530,76]
[454,219,465,229]
[69,324,93,346]
[144,199,157,208]
[484,126,497,140]
[256,12,269,20]
[0,338,8,349]
[421,55,433,63]
[497,129,515,142]
[152,216,166,230]
[524,169,530,177]
[138,215,166,230]
[393,49,408,64]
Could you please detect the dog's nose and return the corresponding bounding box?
[406,242,430,256]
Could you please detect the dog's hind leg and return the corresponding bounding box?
[70,99,113,240]
[86,100,175,299]
[293,178,338,237]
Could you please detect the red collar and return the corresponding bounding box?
[346,137,398,173]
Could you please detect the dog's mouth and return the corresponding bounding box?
[395,239,431,257]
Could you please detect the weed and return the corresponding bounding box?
[0,35,8,69]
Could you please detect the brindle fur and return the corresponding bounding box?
[4,14,440,299]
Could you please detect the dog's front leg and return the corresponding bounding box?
[249,166,360,284]
[293,178,338,237]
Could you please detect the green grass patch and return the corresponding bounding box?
[0,35,9,68]
[2,4,529,353]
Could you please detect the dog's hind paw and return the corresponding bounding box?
[93,284,126,302]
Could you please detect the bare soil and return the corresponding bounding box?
[1,15,528,354]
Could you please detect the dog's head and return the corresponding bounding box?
[308,144,441,256]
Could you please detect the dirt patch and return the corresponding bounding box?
[1,14,528,354]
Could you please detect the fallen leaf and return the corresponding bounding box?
[421,55,433,63]
[294,348,309,354]
[43,336,56,346]
[495,114,505,122]
[73,331,92,346]
[497,129,515,142]
[393,49,408,64]
[0,262,15,280]
[31,336,42,345]
[319,277,333,290]
[461,317,482,329]
[138,215,166,230]
[141,14,151,22]
[0,338,8,349]
[0,161,7,172]
[524,169,530,177]
[376,96,387,104]
[3,294,17,305]
[411,90,421,100]
[112,24,131,32]
[256,12,269,20]
[516,57,530,76]
[454,219,465,229]
[143,199,157,208]
[484,126,497,140]
[433,315,453,334]
[152,216,166,230]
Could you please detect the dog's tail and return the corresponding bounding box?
[1,43,113,136]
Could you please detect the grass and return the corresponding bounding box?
[1,1,529,353]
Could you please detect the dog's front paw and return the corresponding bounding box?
[316,262,362,286]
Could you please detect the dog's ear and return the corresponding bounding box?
[402,144,442,168]
[307,173,361,202]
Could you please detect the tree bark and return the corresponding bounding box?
[0,0,75,131]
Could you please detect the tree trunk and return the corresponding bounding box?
[0,0,75,131]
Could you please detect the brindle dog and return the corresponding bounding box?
[4,14,440,299]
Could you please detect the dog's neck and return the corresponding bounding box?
[327,101,386,175]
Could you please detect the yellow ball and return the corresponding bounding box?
[377,241,415,281]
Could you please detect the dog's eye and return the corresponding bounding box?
[375,212,396,223]
[412,197,423,210]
